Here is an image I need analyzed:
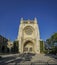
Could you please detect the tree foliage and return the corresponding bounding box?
[13,41,19,53]
[46,33,57,46]
[40,41,44,53]
[46,33,57,54]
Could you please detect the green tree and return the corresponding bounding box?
[13,41,19,53]
[40,40,44,53]
[46,33,57,46]
[46,33,57,54]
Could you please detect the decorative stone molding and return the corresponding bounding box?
[17,18,40,54]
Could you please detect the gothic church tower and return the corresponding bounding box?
[17,18,40,54]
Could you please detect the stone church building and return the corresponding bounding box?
[17,18,40,54]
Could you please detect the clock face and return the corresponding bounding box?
[24,26,33,35]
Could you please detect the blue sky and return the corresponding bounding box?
[0,0,57,41]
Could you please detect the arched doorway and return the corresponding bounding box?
[23,41,34,53]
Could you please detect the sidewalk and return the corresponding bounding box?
[0,53,19,57]
[31,54,57,64]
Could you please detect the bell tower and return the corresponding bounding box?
[17,18,40,54]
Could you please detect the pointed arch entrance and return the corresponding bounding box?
[23,41,34,53]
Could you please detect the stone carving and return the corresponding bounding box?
[17,18,40,54]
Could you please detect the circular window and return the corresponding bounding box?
[24,26,33,35]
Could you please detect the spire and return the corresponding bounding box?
[20,17,23,24]
[34,17,37,23]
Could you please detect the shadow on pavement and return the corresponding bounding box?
[0,53,35,65]
[45,54,57,59]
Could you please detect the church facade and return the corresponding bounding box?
[17,18,40,54]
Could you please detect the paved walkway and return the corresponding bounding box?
[0,53,19,57]
[31,54,57,63]
[0,53,57,65]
